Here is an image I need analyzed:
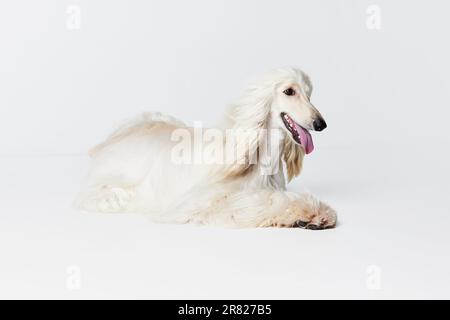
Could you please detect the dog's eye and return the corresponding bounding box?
[283,88,296,96]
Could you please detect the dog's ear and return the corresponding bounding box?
[303,73,313,99]
[283,137,305,181]
[221,86,273,178]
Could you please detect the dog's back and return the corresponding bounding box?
[75,112,224,215]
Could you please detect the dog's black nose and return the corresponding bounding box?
[313,118,327,131]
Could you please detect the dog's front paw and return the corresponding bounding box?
[288,198,337,230]
[291,205,337,230]
[261,195,337,230]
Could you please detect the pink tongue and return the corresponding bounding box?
[294,122,314,154]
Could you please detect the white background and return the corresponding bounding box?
[0,0,449,299]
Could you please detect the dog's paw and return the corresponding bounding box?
[262,195,337,230]
[96,187,134,213]
[288,199,337,230]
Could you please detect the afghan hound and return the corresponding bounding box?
[75,67,337,229]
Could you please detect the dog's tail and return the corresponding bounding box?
[89,112,185,157]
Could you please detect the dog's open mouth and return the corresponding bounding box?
[280,112,314,154]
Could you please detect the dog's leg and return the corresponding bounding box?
[75,185,135,213]
[257,193,337,229]
[242,192,336,229]
[206,190,336,229]
[168,187,336,229]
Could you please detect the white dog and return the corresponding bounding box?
[75,67,337,229]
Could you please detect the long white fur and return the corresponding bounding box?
[75,67,337,229]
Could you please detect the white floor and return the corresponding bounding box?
[1,139,449,299]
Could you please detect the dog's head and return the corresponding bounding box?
[268,68,326,155]
[225,67,327,180]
